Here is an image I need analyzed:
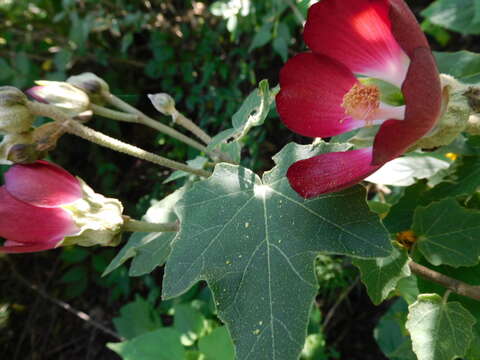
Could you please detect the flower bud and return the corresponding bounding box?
[0,160,124,253]
[62,178,124,248]
[148,93,176,116]
[410,74,471,150]
[0,132,36,165]
[0,87,34,134]
[26,81,90,116]
[67,73,110,104]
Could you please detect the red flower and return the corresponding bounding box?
[0,161,82,253]
[276,0,442,198]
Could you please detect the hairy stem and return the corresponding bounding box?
[90,103,139,123]
[122,217,179,233]
[170,109,212,145]
[27,101,211,178]
[104,93,214,155]
[409,260,480,302]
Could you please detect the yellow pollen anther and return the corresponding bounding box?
[341,83,380,125]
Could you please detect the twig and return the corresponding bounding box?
[284,0,305,25]
[5,257,124,341]
[409,260,480,302]
[323,276,360,329]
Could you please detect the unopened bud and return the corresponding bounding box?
[27,81,90,116]
[0,87,34,134]
[62,178,124,248]
[0,132,35,164]
[67,73,110,104]
[411,74,471,150]
[148,93,176,116]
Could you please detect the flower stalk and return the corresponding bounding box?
[104,93,213,154]
[122,217,179,233]
[26,101,212,178]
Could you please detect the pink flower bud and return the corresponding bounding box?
[0,161,124,253]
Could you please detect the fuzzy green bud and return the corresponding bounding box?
[28,81,90,116]
[0,87,34,134]
[148,93,176,116]
[67,73,110,104]
[410,74,472,150]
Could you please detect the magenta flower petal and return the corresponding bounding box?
[389,0,430,57]
[5,160,82,207]
[0,187,79,247]
[276,53,367,138]
[25,86,50,104]
[304,0,409,87]
[0,239,63,253]
[372,47,442,164]
[287,148,381,198]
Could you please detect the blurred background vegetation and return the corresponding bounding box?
[0,0,479,359]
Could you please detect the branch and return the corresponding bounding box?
[6,257,124,341]
[409,260,480,302]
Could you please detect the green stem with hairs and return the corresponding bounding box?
[26,101,211,178]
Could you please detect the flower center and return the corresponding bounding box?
[341,83,380,125]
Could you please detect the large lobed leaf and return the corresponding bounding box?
[162,142,391,360]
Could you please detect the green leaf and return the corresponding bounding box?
[249,22,272,52]
[107,328,185,360]
[104,186,187,277]
[173,303,207,346]
[113,296,162,339]
[434,51,480,83]
[413,198,480,267]
[231,80,276,138]
[273,37,288,62]
[164,157,208,184]
[353,242,411,305]
[427,156,480,199]
[383,182,430,234]
[198,327,235,360]
[422,0,480,35]
[163,142,391,360]
[375,298,416,360]
[366,156,449,187]
[406,294,476,360]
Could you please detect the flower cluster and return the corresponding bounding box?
[276,0,442,197]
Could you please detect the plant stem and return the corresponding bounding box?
[122,217,179,233]
[65,121,212,178]
[284,0,305,24]
[170,109,212,145]
[104,93,213,155]
[26,101,211,178]
[90,103,139,123]
[409,260,480,302]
